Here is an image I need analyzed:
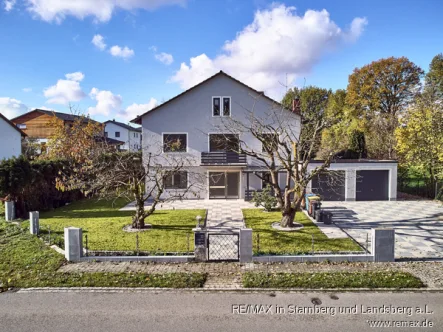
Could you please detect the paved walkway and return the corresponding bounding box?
[322,200,443,259]
[121,199,258,229]
[58,261,443,289]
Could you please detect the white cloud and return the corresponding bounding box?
[92,34,107,51]
[118,98,158,121]
[0,97,29,119]
[171,4,367,99]
[88,88,123,116]
[22,87,32,93]
[65,71,85,82]
[44,72,86,104]
[155,52,174,65]
[4,0,16,11]
[109,45,134,59]
[149,45,158,52]
[25,0,186,23]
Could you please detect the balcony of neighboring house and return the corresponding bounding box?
[201,134,247,166]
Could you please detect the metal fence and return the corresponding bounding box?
[398,176,442,200]
[82,231,194,257]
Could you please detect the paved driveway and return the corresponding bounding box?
[321,200,443,259]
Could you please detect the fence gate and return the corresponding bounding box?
[207,233,239,261]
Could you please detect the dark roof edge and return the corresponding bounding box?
[309,159,398,164]
[130,70,298,124]
[104,120,142,131]
[0,113,27,137]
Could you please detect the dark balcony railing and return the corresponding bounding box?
[201,151,247,165]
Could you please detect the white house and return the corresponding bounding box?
[104,120,142,152]
[0,113,26,160]
[132,71,397,201]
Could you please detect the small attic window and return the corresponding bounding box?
[17,124,26,129]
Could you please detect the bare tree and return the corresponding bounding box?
[215,94,338,228]
[87,145,203,229]
[50,110,204,230]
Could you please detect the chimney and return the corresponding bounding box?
[292,98,301,114]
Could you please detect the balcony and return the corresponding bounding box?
[201,151,247,166]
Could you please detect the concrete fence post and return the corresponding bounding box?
[29,211,39,235]
[193,228,207,262]
[5,201,15,221]
[239,228,253,263]
[371,228,395,262]
[64,227,83,262]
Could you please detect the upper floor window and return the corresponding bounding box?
[163,133,187,152]
[212,97,220,116]
[212,96,231,117]
[104,132,108,137]
[209,134,239,152]
[223,97,231,116]
[17,124,26,129]
[115,132,120,138]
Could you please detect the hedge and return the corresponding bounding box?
[0,155,81,218]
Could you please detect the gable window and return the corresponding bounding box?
[262,133,279,152]
[115,132,120,138]
[165,171,188,189]
[212,97,220,116]
[223,97,231,116]
[163,133,187,152]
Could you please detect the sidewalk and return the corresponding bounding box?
[58,261,443,290]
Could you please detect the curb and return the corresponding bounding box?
[13,287,443,294]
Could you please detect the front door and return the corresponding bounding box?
[209,171,239,199]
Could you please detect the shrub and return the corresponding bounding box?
[252,184,277,211]
[0,156,81,218]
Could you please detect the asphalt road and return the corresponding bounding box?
[0,291,442,332]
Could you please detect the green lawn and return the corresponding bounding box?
[0,221,206,289]
[242,272,425,289]
[37,198,205,253]
[243,209,362,255]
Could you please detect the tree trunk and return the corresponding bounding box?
[280,207,296,228]
[132,198,145,229]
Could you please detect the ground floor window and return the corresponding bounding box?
[165,171,188,189]
[261,172,278,189]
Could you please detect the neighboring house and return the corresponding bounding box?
[11,109,99,144]
[132,71,397,201]
[104,120,142,151]
[0,113,27,160]
[11,109,123,152]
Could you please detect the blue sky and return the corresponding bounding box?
[1,0,442,123]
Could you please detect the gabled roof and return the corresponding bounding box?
[104,120,142,132]
[95,136,124,145]
[131,70,298,124]
[11,109,100,124]
[0,113,27,137]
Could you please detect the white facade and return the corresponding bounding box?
[139,72,301,200]
[0,115,23,160]
[104,122,142,151]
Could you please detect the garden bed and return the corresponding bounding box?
[242,271,425,289]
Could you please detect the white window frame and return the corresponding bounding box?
[165,171,188,189]
[212,96,221,117]
[162,132,188,153]
[221,96,231,117]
